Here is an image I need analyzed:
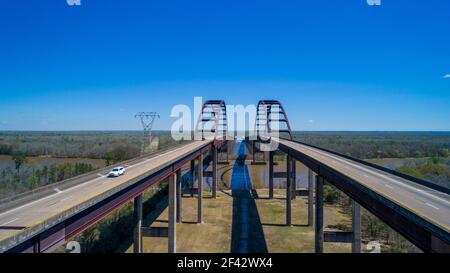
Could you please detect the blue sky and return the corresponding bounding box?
[0,0,449,131]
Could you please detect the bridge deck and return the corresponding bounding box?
[279,139,450,233]
[0,141,211,252]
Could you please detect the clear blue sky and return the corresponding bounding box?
[0,0,449,131]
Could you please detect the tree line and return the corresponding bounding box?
[293,132,450,159]
[0,131,177,159]
[0,159,95,199]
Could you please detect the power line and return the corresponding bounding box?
[135,112,160,155]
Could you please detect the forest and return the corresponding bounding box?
[0,131,179,199]
[1,131,448,253]
[0,131,176,159]
[293,131,450,159]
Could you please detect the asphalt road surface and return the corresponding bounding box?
[0,141,210,243]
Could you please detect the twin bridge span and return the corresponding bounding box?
[0,100,449,253]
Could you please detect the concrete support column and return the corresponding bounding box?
[307,169,314,227]
[252,141,256,162]
[226,141,230,163]
[352,200,362,253]
[197,154,203,224]
[269,151,274,199]
[315,175,324,253]
[291,159,297,200]
[212,146,217,198]
[176,169,182,223]
[33,236,40,253]
[190,160,195,197]
[286,154,292,226]
[168,173,177,253]
[133,194,143,253]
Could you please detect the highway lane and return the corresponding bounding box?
[0,141,210,242]
[278,139,450,231]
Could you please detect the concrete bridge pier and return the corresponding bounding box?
[212,146,218,198]
[133,194,143,253]
[168,172,177,253]
[252,141,256,162]
[314,175,362,253]
[227,140,232,162]
[286,154,293,226]
[218,141,230,164]
[352,200,362,253]
[176,169,182,223]
[197,153,203,224]
[307,169,314,227]
[269,151,274,199]
[190,160,195,197]
[315,175,324,253]
[291,158,296,200]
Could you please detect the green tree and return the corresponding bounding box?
[63,163,73,180]
[26,175,39,189]
[396,166,425,179]
[12,152,27,174]
[49,164,57,183]
[104,143,139,165]
[0,143,12,155]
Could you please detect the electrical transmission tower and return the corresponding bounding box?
[135,112,160,155]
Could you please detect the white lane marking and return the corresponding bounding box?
[291,142,450,206]
[0,175,98,217]
[363,174,369,178]
[60,195,73,202]
[54,188,62,194]
[97,173,105,178]
[345,166,350,170]
[125,144,197,169]
[384,184,394,189]
[425,203,440,210]
[0,218,19,226]
[0,142,205,218]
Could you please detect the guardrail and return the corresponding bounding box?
[0,141,190,213]
[2,140,213,253]
[281,137,450,195]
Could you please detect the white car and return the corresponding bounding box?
[108,166,125,177]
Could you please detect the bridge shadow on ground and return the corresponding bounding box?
[230,141,268,253]
[115,194,168,253]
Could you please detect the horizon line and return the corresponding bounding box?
[1,130,450,133]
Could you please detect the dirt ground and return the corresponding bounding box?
[125,189,352,253]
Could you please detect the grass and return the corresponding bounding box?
[125,189,352,253]
[255,189,351,253]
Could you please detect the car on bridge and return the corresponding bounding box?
[108,166,125,177]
